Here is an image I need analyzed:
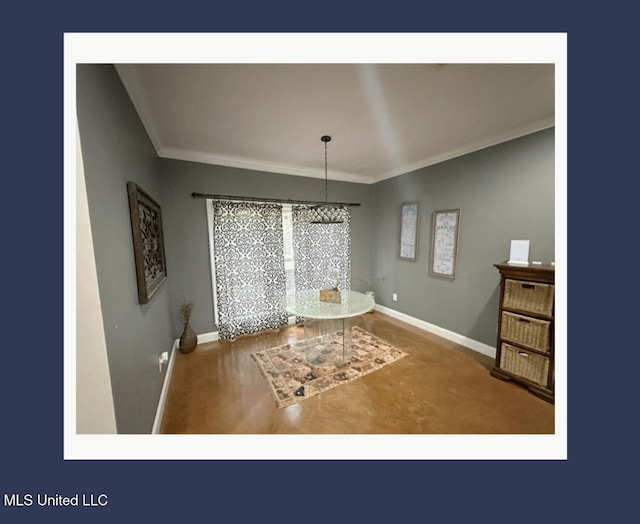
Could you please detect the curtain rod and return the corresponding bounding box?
[191,192,361,207]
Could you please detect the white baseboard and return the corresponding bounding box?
[374,304,496,358]
[151,330,219,433]
[196,331,219,344]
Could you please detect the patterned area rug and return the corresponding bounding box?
[252,326,408,409]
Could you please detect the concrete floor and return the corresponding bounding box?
[160,311,554,434]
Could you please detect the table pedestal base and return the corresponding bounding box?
[302,317,352,367]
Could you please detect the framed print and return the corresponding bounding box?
[430,208,460,279]
[127,182,168,304]
[399,201,420,261]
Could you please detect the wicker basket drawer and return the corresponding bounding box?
[499,343,550,386]
[500,311,551,353]
[503,279,554,316]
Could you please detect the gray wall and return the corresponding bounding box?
[77,64,174,434]
[157,159,372,337]
[370,128,555,346]
[76,62,552,433]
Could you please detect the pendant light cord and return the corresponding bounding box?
[324,139,328,204]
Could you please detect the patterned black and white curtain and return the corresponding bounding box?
[212,201,288,339]
[292,206,351,292]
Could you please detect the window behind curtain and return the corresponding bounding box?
[292,206,351,293]
[212,201,288,339]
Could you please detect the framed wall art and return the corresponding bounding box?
[127,182,168,304]
[430,208,460,279]
[399,201,420,261]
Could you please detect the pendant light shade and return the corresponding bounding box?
[310,135,344,224]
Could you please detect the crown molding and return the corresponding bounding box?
[156,120,554,186]
[114,64,164,154]
[158,147,373,185]
[371,118,555,183]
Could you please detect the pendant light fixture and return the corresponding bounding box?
[310,135,344,224]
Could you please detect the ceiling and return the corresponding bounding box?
[115,63,554,184]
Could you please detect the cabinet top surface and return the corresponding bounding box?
[494,261,555,282]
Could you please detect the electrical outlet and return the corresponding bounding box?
[158,351,168,372]
[392,293,398,301]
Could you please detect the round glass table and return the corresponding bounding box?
[284,289,375,366]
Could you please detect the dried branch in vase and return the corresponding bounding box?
[353,276,387,294]
[178,301,194,323]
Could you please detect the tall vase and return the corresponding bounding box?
[179,321,197,354]
[365,290,375,312]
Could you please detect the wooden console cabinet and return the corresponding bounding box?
[490,262,555,403]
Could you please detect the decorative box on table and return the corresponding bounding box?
[319,288,341,303]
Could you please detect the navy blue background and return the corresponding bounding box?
[1,2,635,522]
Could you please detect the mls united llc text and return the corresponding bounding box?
[4,493,108,508]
